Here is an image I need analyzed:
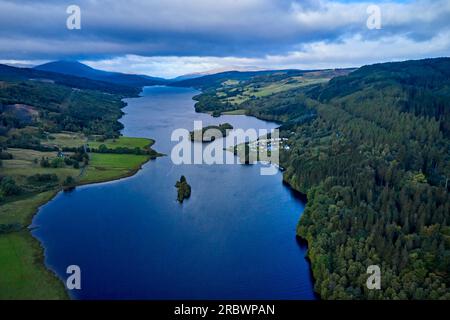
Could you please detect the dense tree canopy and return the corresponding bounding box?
[188,58,450,299]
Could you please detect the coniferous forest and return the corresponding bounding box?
[1,0,449,304]
[1,58,449,300]
[187,58,450,299]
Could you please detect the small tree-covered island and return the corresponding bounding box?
[190,123,233,142]
[175,58,450,299]
[0,56,449,300]
[175,175,191,203]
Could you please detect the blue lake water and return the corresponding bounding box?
[31,86,315,299]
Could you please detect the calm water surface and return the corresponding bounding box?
[31,86,315,299]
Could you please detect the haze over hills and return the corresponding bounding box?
[31,60,356,89]
[0,60,353,95]
[34,60,168,87]
[34,61,313,84]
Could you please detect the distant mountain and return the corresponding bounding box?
[0,63,139,95]
[171,66,266,81]
[170,73,205,82]
[34,61,168,87]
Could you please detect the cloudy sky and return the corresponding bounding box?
[0,0,449,78]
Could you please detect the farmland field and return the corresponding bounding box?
[87,136,154,150]
[80,153,150,184]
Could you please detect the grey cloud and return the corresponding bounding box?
[0,0,448,63]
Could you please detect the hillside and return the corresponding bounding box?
[186,68,352,118]
[0,63,141,96]
[35,61,168,87]
[190,58,450,299]
[0,62,161,299]
[170,69,350,90]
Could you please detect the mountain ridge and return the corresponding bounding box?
[34,60,168,87]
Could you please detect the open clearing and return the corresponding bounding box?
[218,76,330,105]
[42,132,85,149]
[87,136,154,150]
[80,153,150,184]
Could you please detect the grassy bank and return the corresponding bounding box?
[81,153,151,184]
[0,190,66,299]
[0,230,67,299]
[0,135,160,299]
[221,109,247,115]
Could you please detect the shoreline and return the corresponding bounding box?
[0,88,163,299]
[0,145,158,299]
[190,93,319,299]
[0,190,67,299]
[29,149,160,299]
[1,85,316,299]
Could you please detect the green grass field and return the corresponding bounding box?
[7,148,59,161]
[0,136,158,299]
[42,132,86,149]
[218,76,330,105]
[0,231,67,299]
[0,148,80,186]
[0,145,74,293]
[87,136,154,150]
[42,133,155,152]
[0,190,66,300]
[221,109,247,115]
[0,190,57,226]
[0,152,152,299]
[81,153,150,184]
[222,80,240,86]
